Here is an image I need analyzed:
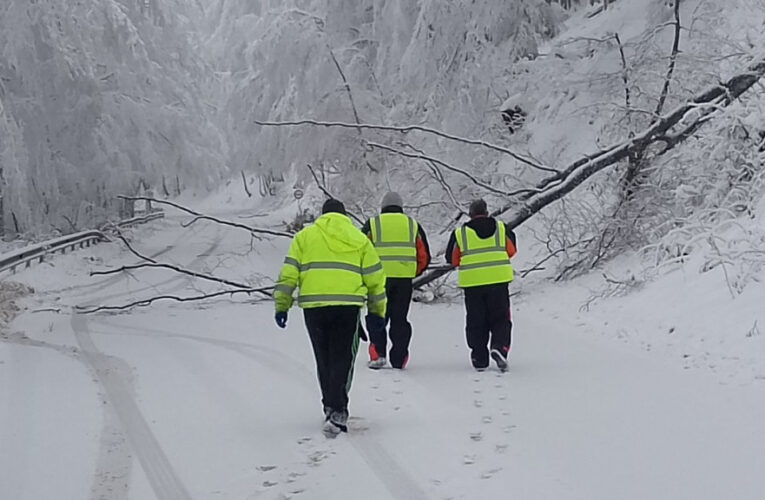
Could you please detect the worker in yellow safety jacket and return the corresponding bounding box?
[361,192,431,370]
[445,199,517,373]
[274,198,387,436]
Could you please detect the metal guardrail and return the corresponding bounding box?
[0,210,165,275]
[0,230,109,275]
[105,210,165,230]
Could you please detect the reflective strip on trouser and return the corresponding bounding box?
[456,222,514,288]
[370,214,418,278]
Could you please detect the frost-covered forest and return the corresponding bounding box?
[2,0,764,286]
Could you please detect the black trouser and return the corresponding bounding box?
[369,277,413,368]
[463,282,512,368]
[303,306,360,414]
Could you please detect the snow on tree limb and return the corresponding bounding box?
[305,164,364,224]
[365,141,539,198]
[253,119,555,173]
[118,196,292,238]
[414,56,765,288]
[75,287,274,314]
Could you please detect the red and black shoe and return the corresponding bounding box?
[367,344,387,369]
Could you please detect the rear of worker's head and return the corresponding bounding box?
[468,199,488,218]
[321,198,347,215]
[381,191,403,209]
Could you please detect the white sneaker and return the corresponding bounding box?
[367,357,387,369]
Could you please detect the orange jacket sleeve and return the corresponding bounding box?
[416,236,430,276]
[451,245,462,267]
[506,238,517,259]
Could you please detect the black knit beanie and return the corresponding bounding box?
[321,198,347,215]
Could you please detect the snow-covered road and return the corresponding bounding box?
[2,215,764,500]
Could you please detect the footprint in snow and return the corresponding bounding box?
[348,416,370,432]
[469,432,483,442]
[262,480,278,487]
[297,437,312,445]
[481,467,503,479]
[286,471,306,484]
[482,416,493,424]
[308,450,330,466]
[495,444,509,454]
[463,454,477,465]
[257,465,277,472]
[473,399,483,408]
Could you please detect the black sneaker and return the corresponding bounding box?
[329,410,348,433]
[490,349,508,372]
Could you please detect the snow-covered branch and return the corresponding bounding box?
[118,196,292,238]
[366,141,538,198]
[253,119,554,173]
[75,287,274,314]
[415,55,765,288]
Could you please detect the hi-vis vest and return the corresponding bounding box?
[455,222,514,288]
[369,213,418,278]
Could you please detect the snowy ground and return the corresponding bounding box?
[2,202,765,500]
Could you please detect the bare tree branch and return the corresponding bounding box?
[415,56,765,289]
[329,48,362,132]
[254,119,554,173]
[91,263,254,290]
[241,170,252,197]
[613,32,631,109]
[75,287,274,314]
[655,0,682,117]
[305,164,364,224]
[118,196,292,238]
[366,141,539,198]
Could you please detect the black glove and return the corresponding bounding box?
[365,314,386,337]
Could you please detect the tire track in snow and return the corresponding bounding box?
[89,320,432,500]
[68,224,223,500]
[72,312,193,500]
[40,220,203,299]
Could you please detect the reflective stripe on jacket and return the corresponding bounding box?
[274,212,387,315]
[369,213,418,278]
[455,221,514,288]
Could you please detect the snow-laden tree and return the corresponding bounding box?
[0,0,227,235]
[206,0,559,224]
[507,0,765,285]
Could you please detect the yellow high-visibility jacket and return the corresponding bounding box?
[274,212,387,316]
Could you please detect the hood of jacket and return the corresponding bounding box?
[465,215,498,239]
[313,212,367,253]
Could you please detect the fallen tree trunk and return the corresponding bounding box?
[414,56,765,288]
